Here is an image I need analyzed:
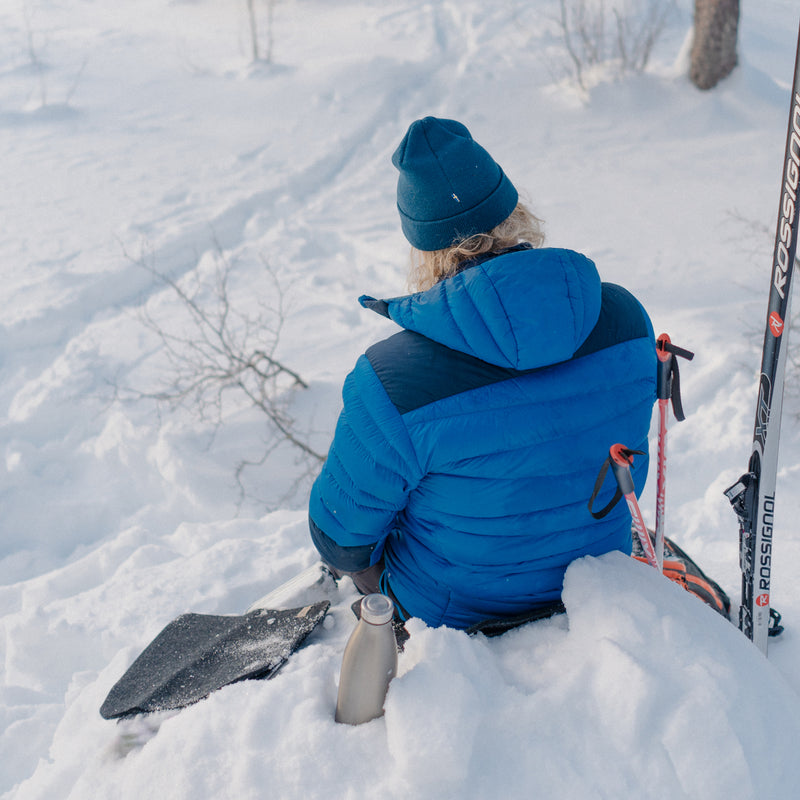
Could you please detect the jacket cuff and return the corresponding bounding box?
[308,515,375,572]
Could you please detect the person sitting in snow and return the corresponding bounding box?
[308,116,657,630]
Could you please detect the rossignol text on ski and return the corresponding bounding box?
[725,21,800,654]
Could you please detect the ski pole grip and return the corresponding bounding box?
[588,445,645,519]
[656,333,694,420]
[657,333,694,362]
[657,357,673,400]
[656,334,674,401]
[609,444,640,496]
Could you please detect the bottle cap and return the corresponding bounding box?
[360,593,394,625]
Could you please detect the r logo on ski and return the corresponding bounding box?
[769,311,784,337]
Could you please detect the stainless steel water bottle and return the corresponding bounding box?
[335,593,397,725]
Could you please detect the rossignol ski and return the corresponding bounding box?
[725,21,800,654]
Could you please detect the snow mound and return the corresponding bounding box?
[12,553,800,800]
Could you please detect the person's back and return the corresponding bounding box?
[309,117,657,628]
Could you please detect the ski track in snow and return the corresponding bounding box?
[1,1,800,798]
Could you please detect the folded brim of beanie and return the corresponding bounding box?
[397,169,518,252]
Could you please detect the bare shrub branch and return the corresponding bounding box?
[556,0,676,88]
[116,240,325,507]
[559,0,586,89]
[245,0,277,64]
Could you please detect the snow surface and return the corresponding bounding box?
[2,1,800,797]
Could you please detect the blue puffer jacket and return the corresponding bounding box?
[309,245,657,628]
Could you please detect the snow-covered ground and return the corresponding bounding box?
[2,1,800,797]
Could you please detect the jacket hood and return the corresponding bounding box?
[360,247,602,370]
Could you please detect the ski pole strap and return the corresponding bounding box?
[656,334,694,422]
[588,446,645,519]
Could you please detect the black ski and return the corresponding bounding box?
[100,563,336,721]
[100,602,330,720]
[725,21,800,654]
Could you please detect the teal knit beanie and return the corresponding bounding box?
[391,117,518,251]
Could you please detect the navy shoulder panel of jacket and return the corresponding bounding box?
[366,282,648,415]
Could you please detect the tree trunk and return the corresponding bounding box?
[690,0,740,90]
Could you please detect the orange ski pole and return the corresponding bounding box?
[655,334,694,573]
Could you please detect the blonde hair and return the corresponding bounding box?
[407,202,545,292]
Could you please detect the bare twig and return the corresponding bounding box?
[23,3,48,107]
[246,0,260,62]
[116,240,325,507]
[559,0,586,89]
[64,56,88,106]
[555,0,676,87]
[264,0,276,64]
[246,0,277,64]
